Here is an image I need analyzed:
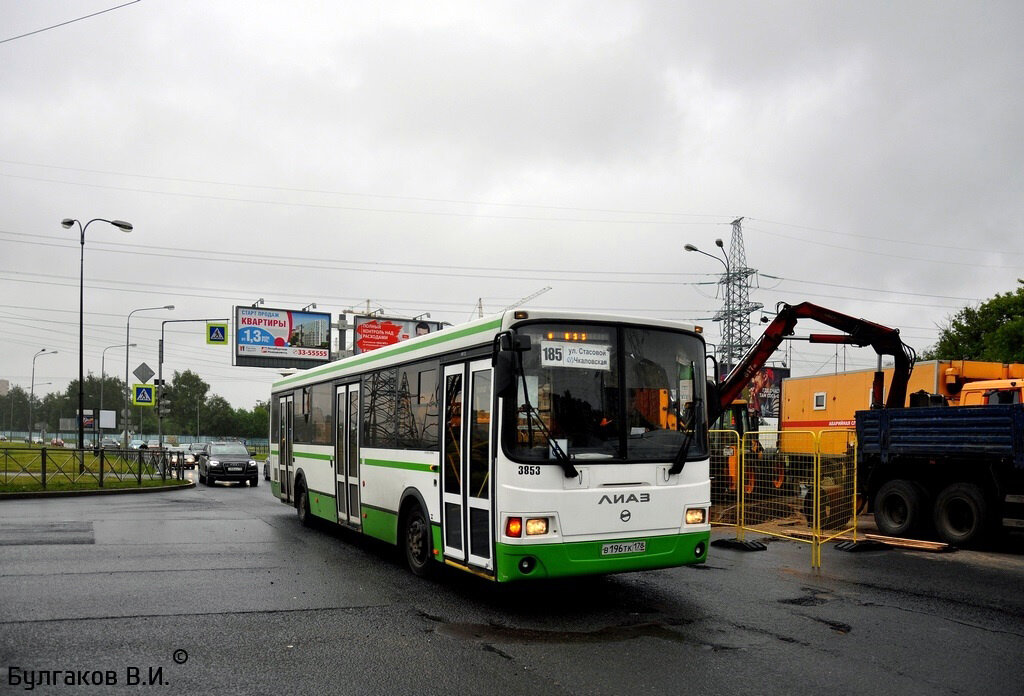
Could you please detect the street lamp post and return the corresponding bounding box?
[29,349,57,443]
[157,318,229,447]
[685,239,731,370]
[124,306,174,446]
[63,217,133,448]
[100,343,135,441]
[28,381,52,441]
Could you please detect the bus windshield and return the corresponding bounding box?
[505,322,708,463]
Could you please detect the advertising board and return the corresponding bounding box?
[234,306,332,368]
[749,366,790,420]
[352,315,444,354]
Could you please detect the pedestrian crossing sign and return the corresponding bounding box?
[207,322,229,345]
[133,384,155,407]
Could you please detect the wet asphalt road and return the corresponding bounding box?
[1,475,1023,696]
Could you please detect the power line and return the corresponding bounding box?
[0,228,1000,304]
[0,229,712,279]
[0,172,729,227]
[749,217,1024,257]
[0,266,969,314]
[760,272,982,302]
[0,158,732,221]
[743,221,1023,270]
[0,1,141,45]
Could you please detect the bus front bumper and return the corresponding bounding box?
[494,530,710,582]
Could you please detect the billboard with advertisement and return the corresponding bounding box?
[352,316,444,354]
[234,306,332,368]
[748,366,790,419]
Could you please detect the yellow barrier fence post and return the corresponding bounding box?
[710,429,767,551]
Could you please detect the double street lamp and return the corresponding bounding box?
[684,238,729,274]
[62,217,133,448]
[124,306,174,445]
[29,349,57,442]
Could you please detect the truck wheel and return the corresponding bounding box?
[933,482,988,547]
[874,479,927,537]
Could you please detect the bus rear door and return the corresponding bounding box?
[335,383,361,527]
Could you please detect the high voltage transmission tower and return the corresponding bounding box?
[716,218,763,371]
[686,217,763,373]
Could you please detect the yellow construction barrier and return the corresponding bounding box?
[711,428,857,568]
[811,430,858,566]
[709,429,742,527]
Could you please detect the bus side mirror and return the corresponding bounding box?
[491,332,531,364]
[705,378,721,425]
[492,332,531,397]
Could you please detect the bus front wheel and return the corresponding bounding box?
[403,504,435,578]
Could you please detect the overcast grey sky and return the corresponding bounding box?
[2,0,1022,410]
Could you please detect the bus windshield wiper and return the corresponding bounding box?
[669,397,702,476]
[518,372,578,479]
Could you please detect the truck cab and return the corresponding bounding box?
[958,379,1022,406]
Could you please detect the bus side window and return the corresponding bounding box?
[363,369,398,447]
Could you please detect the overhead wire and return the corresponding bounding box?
[0,1,141,45]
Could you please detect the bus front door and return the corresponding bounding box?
[279,394,294,503]
[335,383,361,527]
[441,360,494,572]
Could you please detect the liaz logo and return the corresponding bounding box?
[598,493,650,504]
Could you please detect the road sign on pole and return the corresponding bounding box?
[132,384,155,407]
[133,362,155,384]
[207,322,229,345]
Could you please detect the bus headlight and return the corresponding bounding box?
[685,508,706,525]
[525,518,548,535]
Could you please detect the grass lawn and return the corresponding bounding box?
[0,477,191,494]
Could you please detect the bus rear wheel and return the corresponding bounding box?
[403,504,434,578]
[296,482,313,527]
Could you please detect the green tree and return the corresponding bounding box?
[249,400,269,439]
[203,395,236,436]
[925,282,1024,363]
[166,370,210,437]
[1,385,30,437]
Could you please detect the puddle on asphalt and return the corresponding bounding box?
[778,586,833,606]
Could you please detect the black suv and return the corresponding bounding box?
[196,441,259,487]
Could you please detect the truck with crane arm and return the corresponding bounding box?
[716,302,1024,546]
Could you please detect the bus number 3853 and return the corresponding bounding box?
[518,465,541,476]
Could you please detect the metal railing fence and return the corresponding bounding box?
[0,447,190,490]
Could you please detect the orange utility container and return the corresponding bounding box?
[781,359,1024,434]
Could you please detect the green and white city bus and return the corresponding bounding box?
[269,310,711,582]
